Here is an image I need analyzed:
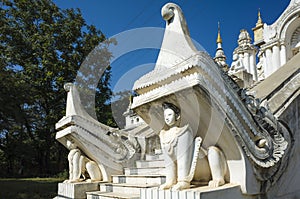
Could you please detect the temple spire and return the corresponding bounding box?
[214,22,228,71]
[256,8,263,27]
[252,8,265,46]
[216,22,222,44]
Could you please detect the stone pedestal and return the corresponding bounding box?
[55,182,100,199]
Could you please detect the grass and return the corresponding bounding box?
[0,178,64,199]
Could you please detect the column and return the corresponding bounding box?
[272,45,280,72]
[265,48,272,77]
[244,52,250,73]
[280,44,287,66]
[250,53,257,81]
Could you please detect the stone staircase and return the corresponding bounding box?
[85,152,247,199]
[86,153,166,199]
[56,152,246,199]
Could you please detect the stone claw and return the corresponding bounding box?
[208,179,225,188]
[171,181,190,191]
[159,182,174,190]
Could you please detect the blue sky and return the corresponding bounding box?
[54,0,290,94]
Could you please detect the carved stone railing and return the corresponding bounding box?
[131,2,293,194]
[56,83,139,181]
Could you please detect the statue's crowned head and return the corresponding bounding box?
[162,102,181,126]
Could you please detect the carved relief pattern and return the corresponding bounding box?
[290,26,300,56]
[188,55,292,190]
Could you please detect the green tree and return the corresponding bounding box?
[0,0,113,177]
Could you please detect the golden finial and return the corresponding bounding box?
[256,8,263,27]
[217,22,222,44]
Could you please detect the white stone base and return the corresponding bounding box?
[56,182,100,199]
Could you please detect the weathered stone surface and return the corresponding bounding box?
[264,94,300,198]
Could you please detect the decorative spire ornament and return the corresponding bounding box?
[214,22,228,71]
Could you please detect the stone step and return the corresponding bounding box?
[124,167,165,175]
[100,183,160,195]
[136,160,165,168]
[145,154,164,161]
[87,191,139,199]
[112,174,166,185]
[56,181,100,199]
[140,184,244,199]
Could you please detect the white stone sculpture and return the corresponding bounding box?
[256,54,265,81]
[64,139,102,183]
[229,29,257,81]
[229,54,245,73]
[159,102,227,191]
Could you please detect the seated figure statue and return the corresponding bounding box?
[229,53,245,74]
[64,139,102,183]
[159,102,227,191]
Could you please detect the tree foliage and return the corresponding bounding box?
[0,0,113,177]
